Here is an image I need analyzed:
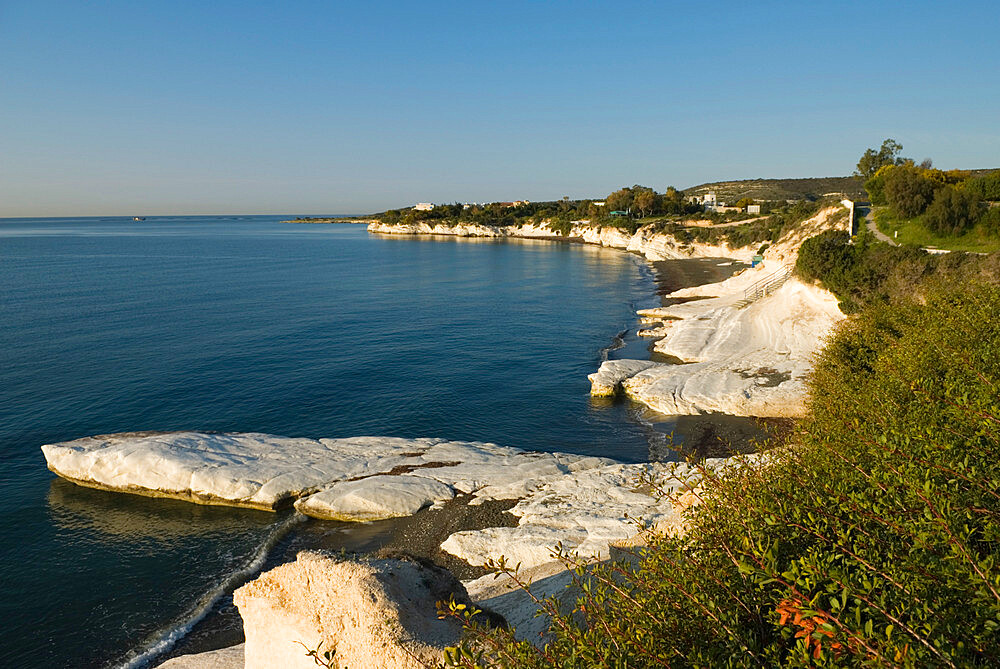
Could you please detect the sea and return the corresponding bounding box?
[0,215,736,668]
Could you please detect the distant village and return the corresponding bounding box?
[411,192,762,215]
[412,200,532,211]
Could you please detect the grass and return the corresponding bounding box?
[873,206,1000,253]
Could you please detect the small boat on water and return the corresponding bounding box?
[132,216,146,221]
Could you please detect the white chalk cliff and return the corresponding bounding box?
[586,207,848,416]
[367,220,752,261]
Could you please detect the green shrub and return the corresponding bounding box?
[982,206,1000,234]
[446,284,1000,668]
[883,166,940,218]
[923,186,985,235]
[796,228,1000,310]
[963,171,1000,202]
[863,165,894,205]
[544,218,575,236]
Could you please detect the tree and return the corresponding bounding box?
[605,187,633,213]
[632,187,656,218]
[883,165,938,217]
[923,186,984,235]
[855,138,906,179]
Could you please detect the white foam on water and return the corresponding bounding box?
[114,513,306,669]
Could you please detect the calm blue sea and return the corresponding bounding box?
[0,216,728,668]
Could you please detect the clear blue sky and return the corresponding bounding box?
[1,1,997,216]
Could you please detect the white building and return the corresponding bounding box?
[747,204,761,214]
[413,203,434,211]
[697,192,732,212]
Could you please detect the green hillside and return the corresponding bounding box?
[684,176,866,202]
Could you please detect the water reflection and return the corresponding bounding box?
[47,478,275,541]
[646,412,794,461]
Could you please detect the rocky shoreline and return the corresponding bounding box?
[43,210,849,667]
[371,208,849,418]
[42,432,752,668]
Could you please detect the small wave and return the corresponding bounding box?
[114,513,306,669]
[599,329,629,362]
[627,404,680,463]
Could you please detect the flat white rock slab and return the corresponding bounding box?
[295,474,456,521]
[441,459,732,571]
[41,431,615,515]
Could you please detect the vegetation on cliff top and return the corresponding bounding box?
[376,187,843,252]
[446,282,1000,668]
[855,140,1000,253]
[796,229,1000,312]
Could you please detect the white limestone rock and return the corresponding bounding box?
[588,359,656,396]
[234,552,476,669]
[616,279,844,417]
[368,220,756,263]
[441,461,706,570]
[41,432,615,514]
[464,560,580,644]
[294,475,455,521]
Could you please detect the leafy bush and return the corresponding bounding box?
[982,206,1000,234]
[883,166,940,218]
[863,165,893,205]
[923,186,985,235]
[446,284,1000,668]
[963,171,1000,202]
[796,229,1000,310]
[544,218,575,236]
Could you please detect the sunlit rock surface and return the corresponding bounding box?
[155,645,243,669]
[588,207,848,417]
[441,457,754,571]
[294,475,456,521]
[41,432,615,514]
[368,220,755,261]
[587,359,656,396]
[234,552,475,669]
[591,278,843,417]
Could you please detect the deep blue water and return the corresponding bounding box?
[1,215,696,668]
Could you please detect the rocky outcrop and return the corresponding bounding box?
[589,277,843,417]
[234,552,483,669]
[156,449,767,663]
[587,359,656,396]
[587,207,848,417]
[41,432,612,514]
[440,455,758,571]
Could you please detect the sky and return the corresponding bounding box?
[1,1,998,216]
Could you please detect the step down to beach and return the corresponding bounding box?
[736,264,793,308]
